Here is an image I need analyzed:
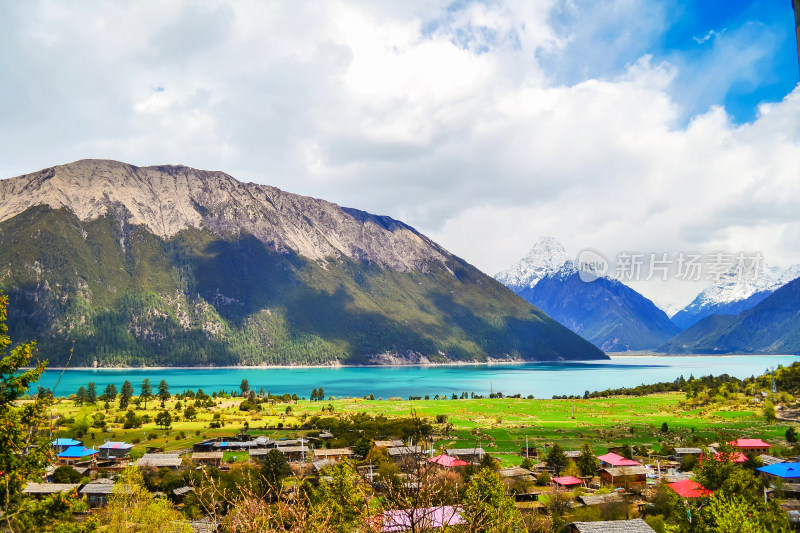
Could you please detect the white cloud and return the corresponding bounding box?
[1,0,798,311]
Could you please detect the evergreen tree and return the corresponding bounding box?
[260,449,292,500]
[104,383,118,402]
[240,379,250,396]
[787,426,798,444]
[75,386,88,406]
[318,387,325,400]
[120,380,134,409]
[311,387,319,401]
[158,379,170,408]
[546,443,568,474]
[140,378,153,410]
[87,382,97,404]
[576,442,599,476]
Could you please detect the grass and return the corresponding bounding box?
[46,393,784,467]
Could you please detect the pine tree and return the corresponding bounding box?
[158,379,170,408]
[240,379,250,396]
[311,387,319,401]
[140,378,153,410]
[87,382,97,404]
[104,383,118,402]
[75,386,88,406]
[120,380,134,409]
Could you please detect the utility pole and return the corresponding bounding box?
[794,0,800,78]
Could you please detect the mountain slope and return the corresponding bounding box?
[0,160,606,366]
[522,267,681,352]
[661,276,800,354]
[671,264,800,329]
[495,239,680,351]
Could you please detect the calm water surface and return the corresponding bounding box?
[35,355,798,399]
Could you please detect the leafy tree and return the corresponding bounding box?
[95,467,191,532]
[462,468,523,532]
[310,462,369,531]
[240,379,250,396]
[75,386,88,406]
[52,465,82,484]
[155,410,172,430]
[120,380,134,409]
[140,378,153,410]
[158,379,170,408]
[546,443,568,474]
[0,293,55,529]
[87,382,97,404]
[259,449,292,500]
[123,410,142,429]
[787,426,797,444]
[104,383,118,402]
[183,405,197,421]
[764,399,776,422]
[576,442,599,476]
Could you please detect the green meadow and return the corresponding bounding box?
[46,392,785,466]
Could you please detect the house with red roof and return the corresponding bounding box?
[597,452,642,467]
[428,454,469,468]
[668,479,712,498]
[553,476,584,488]
[730,439,771,455]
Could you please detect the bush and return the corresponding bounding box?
[536,472,551,486]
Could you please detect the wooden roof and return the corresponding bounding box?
[192,452,223,460]
[23,483,79,495]
[136,453,183,468]
[578,493,625,506]
[569,518,656,532]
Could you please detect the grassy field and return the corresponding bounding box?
[44,393,785,466]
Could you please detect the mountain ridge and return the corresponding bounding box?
[0,160,606,366]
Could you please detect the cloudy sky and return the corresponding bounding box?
[1,0,799,310]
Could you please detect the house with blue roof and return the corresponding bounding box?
[57,446,99,466]
[51,438,82,453]
[757,462,800,482]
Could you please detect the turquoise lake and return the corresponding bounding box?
[35,355,798,399]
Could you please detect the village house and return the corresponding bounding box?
[314,447,354,463]
[757,462,800,483]
[599,466,648,490]
[731,438,771,455]
[192,451,224,467]
[552,476,584,489]
[51,438,82,453]
[566,518,656,532]
[57,446,98,467]
[98,441,134,461]
[80,478,117,508]
[376,505,464,532]
[386,446,422,465]
[597,452,642,468]
[445,447,485,464]
[23,483,80,499]
[274,446,307,463]
[671,448,703,461]
[136,453,183,470]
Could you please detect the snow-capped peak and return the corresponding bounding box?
[494,236,571,289]
[689,263,800,309]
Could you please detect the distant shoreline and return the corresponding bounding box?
[32,352,799,371]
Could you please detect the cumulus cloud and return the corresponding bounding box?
[0,0,798,309]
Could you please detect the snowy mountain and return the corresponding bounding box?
[671,264,800,329]
[494,236,571,290]
[495,238,679,351]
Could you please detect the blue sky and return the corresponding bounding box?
[1,0,799,310]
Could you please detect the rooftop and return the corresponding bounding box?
[136,453,183,468]
[597,452,642,467]
[568,518,656,532]
[732,439,771,448]
[23,483,80,495]
[57,446,99,459]
[758,462,800,479]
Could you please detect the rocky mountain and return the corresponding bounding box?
[671,264,800,329]
[495,239,680,351]
[661,276,800,354]
[0,160,605,367]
